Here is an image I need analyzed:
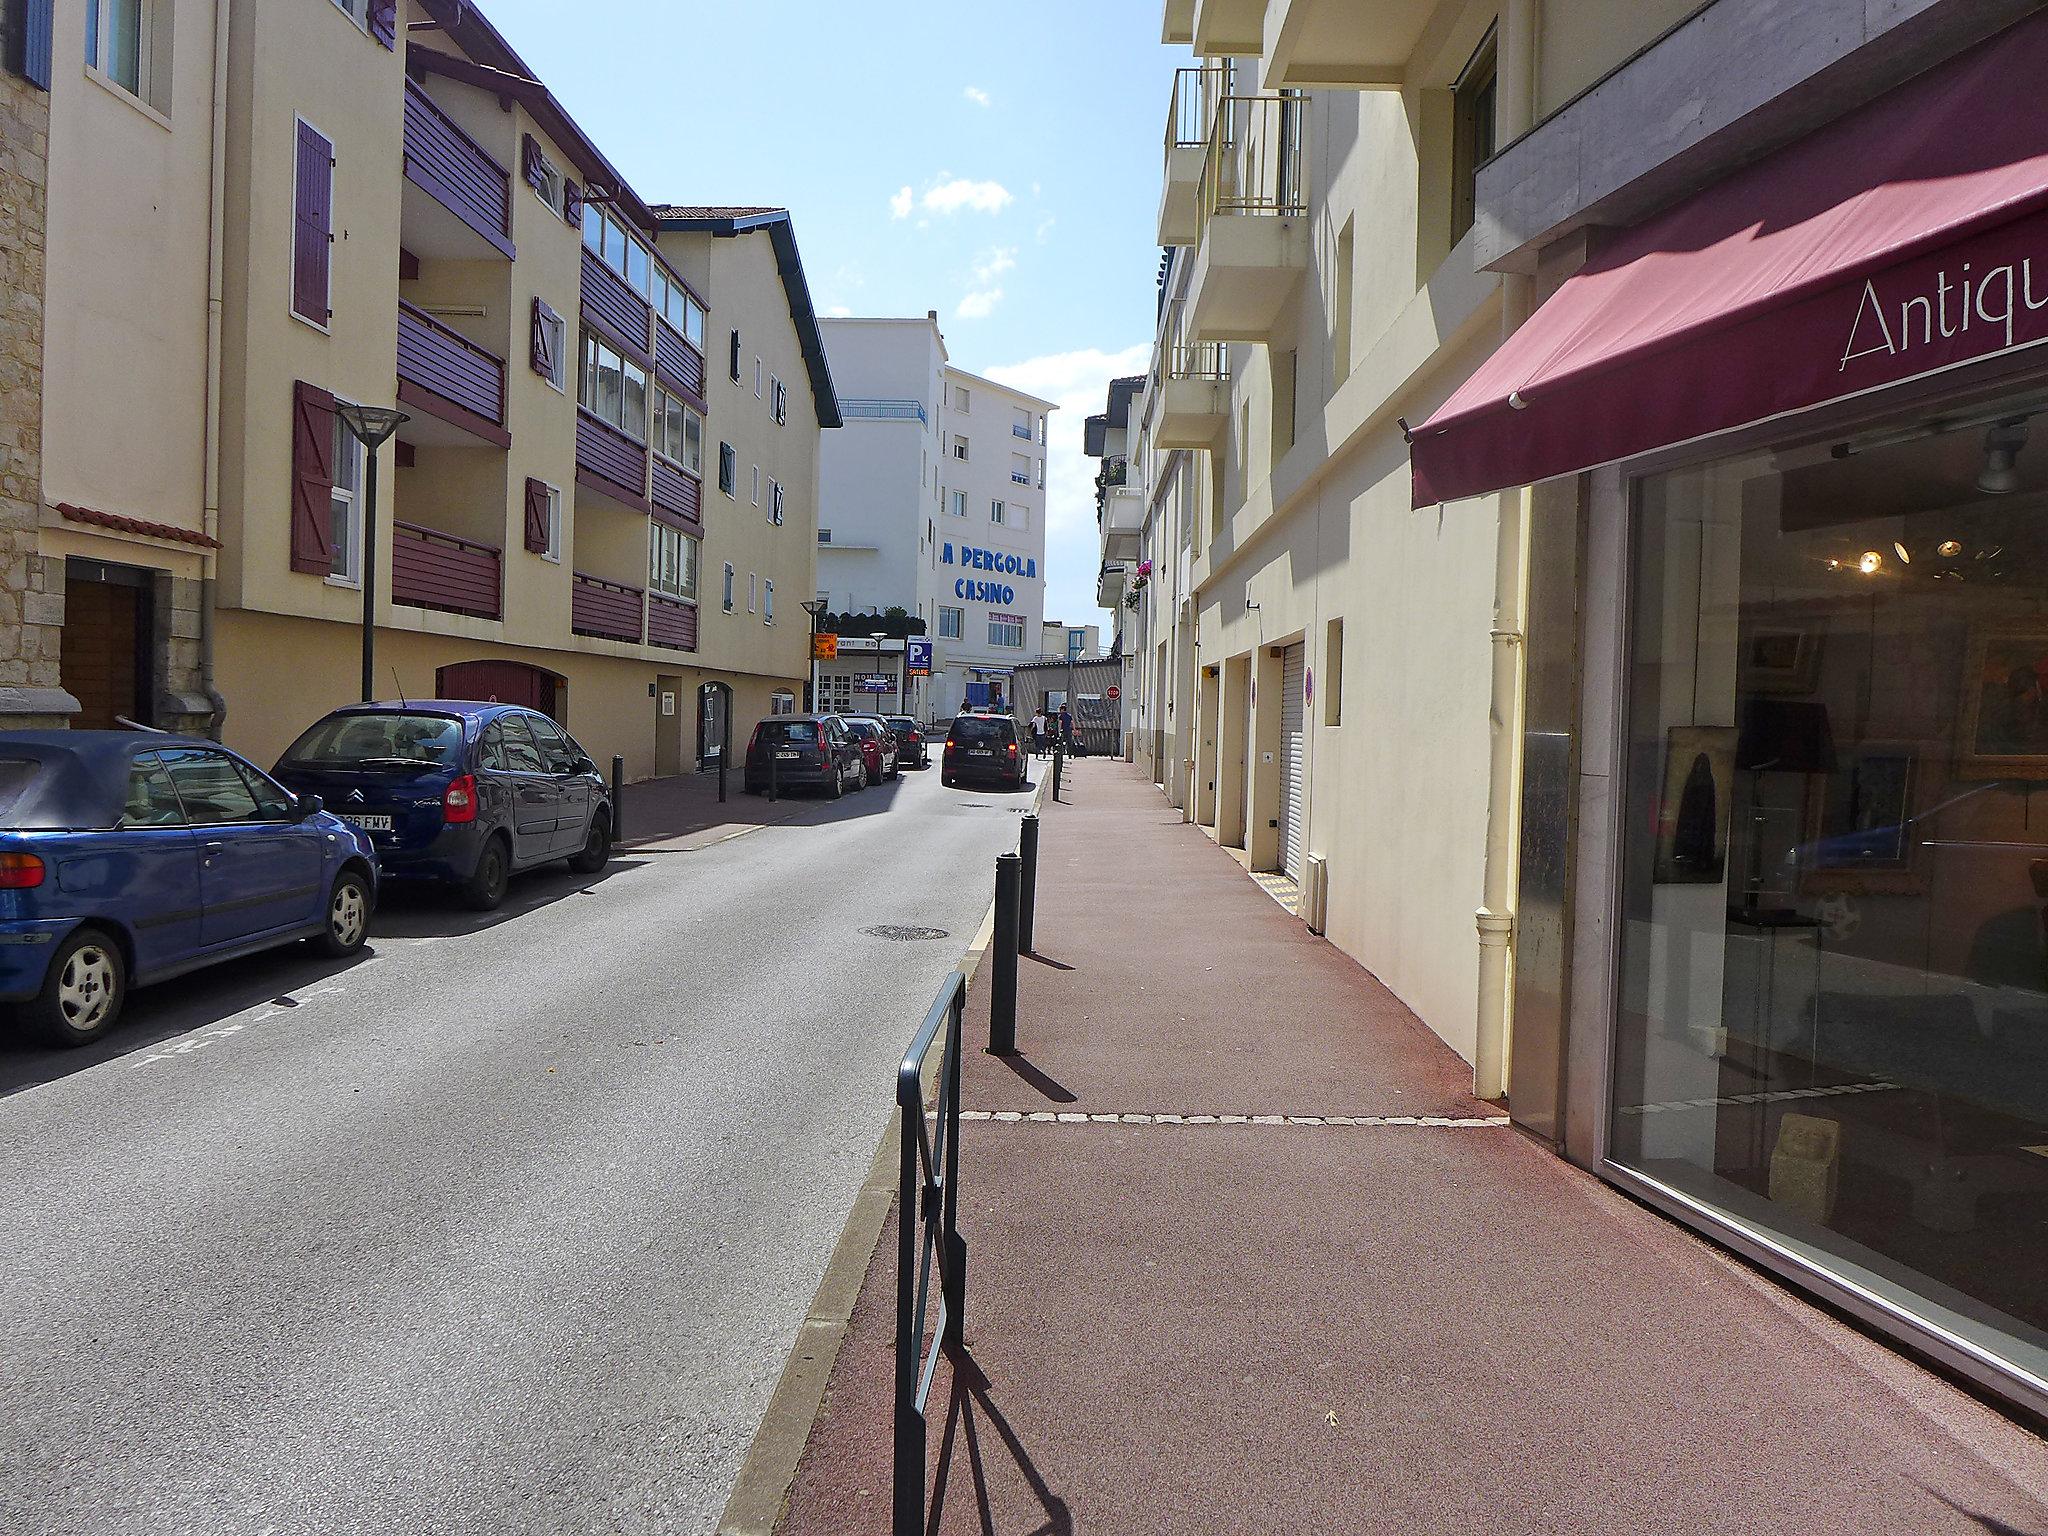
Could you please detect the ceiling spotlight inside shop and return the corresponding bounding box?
[1938,539,1964,558]
[1893,541,1912,564]
[1858,550,1884,575]
[1977,417,2031,494]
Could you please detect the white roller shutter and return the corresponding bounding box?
[1278,644,1306,881]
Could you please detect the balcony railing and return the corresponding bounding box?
[576,409,650,507]
[1197,94,1308,240]
[652,456,702,530]
[840,398,929,424]
[581,246,652,357]
[390,521,502,620]
[1164,299,1227,379]
[654,318,706,400]
[647,593,699,651]
[397,301,507,440]
[1166,65,1228,159]
[571,571,645,643]
[401,79,513,258]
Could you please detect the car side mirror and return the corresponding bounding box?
[294,793,325,821]
[576,755,598,776]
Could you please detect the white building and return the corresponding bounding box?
[818,315,1054,719]
[1040,621,1104,661]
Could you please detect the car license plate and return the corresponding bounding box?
[968,749,993,758]
[776,750,801,760]
[341,813,393,831]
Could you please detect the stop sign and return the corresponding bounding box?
[1106,685,1121,700]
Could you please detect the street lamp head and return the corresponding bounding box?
[801,597,828,618]
[336,403,411,448]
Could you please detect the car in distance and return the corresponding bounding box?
[841,717,900,784]
[273,702,611,913]
[0,731,377,1047]
[883,716,928,769]
[743,715,864,797]
[941,713,1028,791]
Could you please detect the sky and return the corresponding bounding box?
[478,0,1181,641]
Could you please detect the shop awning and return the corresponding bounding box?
[1409,10,2048,508]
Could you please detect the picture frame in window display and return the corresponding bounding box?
[1957,621,2048,779]
[1741,627,1824,695]
[1653,725,1738,885]
[1801,745,1924,895]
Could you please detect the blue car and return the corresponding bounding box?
[0,731,378,1047]
[272,702,612,912]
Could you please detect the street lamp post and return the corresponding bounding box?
[335,403,410,703]
[802,596,828,712]
[869,631,890,714]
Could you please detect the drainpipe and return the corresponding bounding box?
[198,0,232,737]
[1473,0,1539,1102]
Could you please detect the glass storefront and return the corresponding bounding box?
[1613,381,2048,1393]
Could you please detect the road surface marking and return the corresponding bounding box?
[959,1110,1509,1127]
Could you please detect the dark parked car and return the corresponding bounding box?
[274,702,610,912]
[884,716,928,769]
[842,717,899,783]
[942,713,1027,790]
[743,714,864,797]
[0,731,377,1047]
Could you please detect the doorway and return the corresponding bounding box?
[63,562,154,729]
[437,660,564,721]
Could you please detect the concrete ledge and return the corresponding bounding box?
[0,686,79,722]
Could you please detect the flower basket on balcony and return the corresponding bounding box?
[1123,588,1143,612]
[1136,559,1154,578]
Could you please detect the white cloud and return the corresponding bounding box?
[971,246,1017,284]
[822,304,853,318]
[919,175,1013,216]
[985,343,1154,627]
[888,185,914,220]
[963,86,991,107]
[1034,214,1057,245]
[955,288,1004,320]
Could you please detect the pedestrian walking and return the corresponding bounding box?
[1058,704,1074,755]
[1030,707,1047,758]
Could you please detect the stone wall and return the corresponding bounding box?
[0,11,68,725]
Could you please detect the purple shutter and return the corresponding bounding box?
[291,381,338,573]
[292,121,333,324]
[530,297,557,380]
[524,477,551,553]
[368,0,397,48]
[563,178,583,228]
[522,133,546,195]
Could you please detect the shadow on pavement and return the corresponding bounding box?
[368,856,639,938]
[931,1355,1071,1536]
[994,1052,1076,1105]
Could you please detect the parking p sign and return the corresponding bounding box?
[906,637,933,676]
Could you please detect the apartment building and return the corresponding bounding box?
[817,316,1054,718]
[1154,0,2048,1418]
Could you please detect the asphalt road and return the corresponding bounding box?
[0,763,1031,1536]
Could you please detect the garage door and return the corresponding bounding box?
[1278,643,1306,881]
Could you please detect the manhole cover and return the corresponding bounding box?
[862,925,952,942]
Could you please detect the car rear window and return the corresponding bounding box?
[0,758,43,824]
[844,720,879,741]
[949,717,1013,745]
[281,713,464,769]
[758,721,818,746]
[887,718,917,731]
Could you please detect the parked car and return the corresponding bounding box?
[942,713,1028,790]
[841,717,900,783]
[273,702,610,913]
[884,716,928,769]
[0,731,378,1047]
[744,714,864,797]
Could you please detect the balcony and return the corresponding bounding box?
[390,521,502,620]
[571,571,645,643]
[654,319,706,401]
[1185,95,1310,343]
[401,79,514,262]
[1192,0,1263,55]
[1157,302,1229,448]
[647,594,699,652]
[576,409,651,512]
[1097,562,1130,609]
[582,247,652,359]
[1158,67,1224,247]
[651,457,702,532]
[1101,482,1145,564]
[1260,0,1426,89]
[396,301,509,447]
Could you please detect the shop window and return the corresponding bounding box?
[1612,390,2048,1388]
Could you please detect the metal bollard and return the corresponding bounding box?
[988,853,1020,1055]
[768,747,778,803]
[1017,814,1039,955]
[1051,742,1064,803]
[610,755,625,843]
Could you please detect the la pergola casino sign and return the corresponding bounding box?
[943,541,1037,608]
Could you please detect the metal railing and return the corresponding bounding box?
[1165,64,1227,160]
[894,970,967,1536]
[1163,298,1227,381]
[1197,93,1308,240]
[841,397,929,424]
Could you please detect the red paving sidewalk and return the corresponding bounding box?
[777,760,2048,1535]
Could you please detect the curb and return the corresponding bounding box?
[716,781,1039,1536]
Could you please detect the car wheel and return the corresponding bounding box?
[462,834,511,912]
[828,761,845,800]
[568,812,612,874]
[312,868,373,958]
[27,927,126,1049]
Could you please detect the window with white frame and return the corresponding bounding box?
[949,490,967,518]
[1012,407,1031,440]
[754,358,763,399]
[649,521,699,601]
[579,329,647,441]
[329,0,370,23]
[750,465,760,506]
[771,481,784,525]
[937,605,963,640]
[952,436,969,461]
[987,613,1025,648]
[990,499,1006,525]
[722,561,735,611]
[1011,452,1031,486]
[953,385,970,412]
[530,147,566,218]
[328,415,365,585]
[88,0,172,112]
[540,482,562,561]
[771,376,787,425]
[763,579,774,624]
[1037,458,1045,488]
[748,572,757,612]
[653,386,701,472]
[650,267,706,349]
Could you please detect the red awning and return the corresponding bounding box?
[1410,11,2048,508]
